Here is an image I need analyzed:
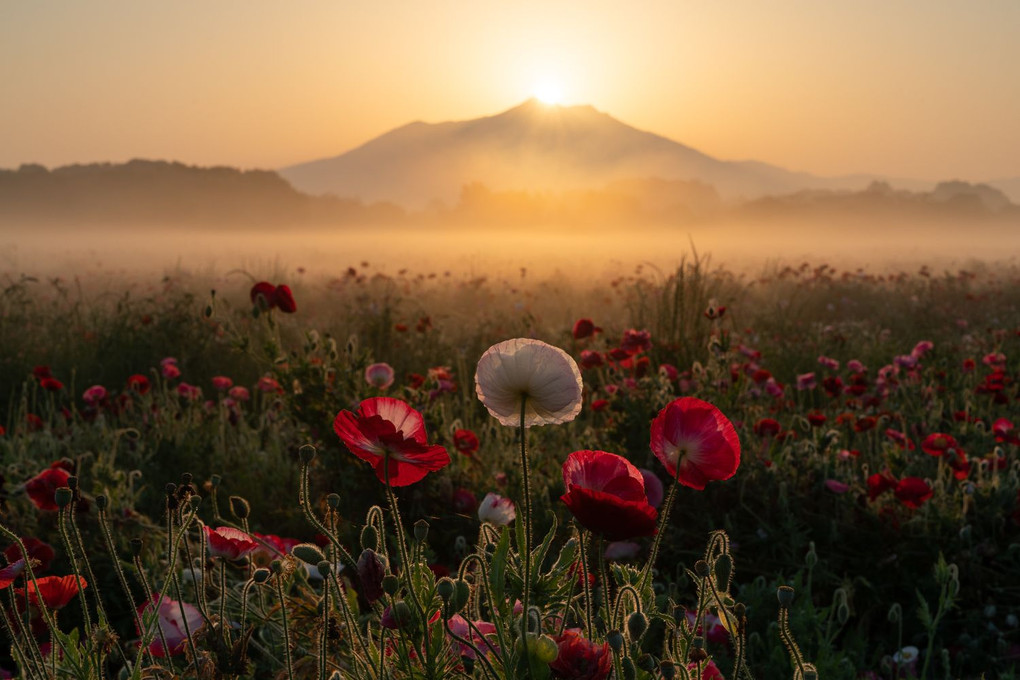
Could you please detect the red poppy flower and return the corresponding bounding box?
[274,284,297,313]
[894,477,933,509]
[854,416,877,432]
[333,397,450,486]
[579,350,604,370]
[921,433,958,457]
[39,377,63,392]
[619,329,652,355]
[947,450,970,480]
[24,465,72,511]
[33,366,52,380]
[754,418,781,438]
[204,526,259,560]
[649,397,741,490]
[125,374,151,394]
[250,281,276,309]
[572,318,597,340]
[807,411,827,427]
[16,575,87,610]
[867,471,899,501]
[884,429,914,450]
[560,450,657,541]
[453,429,480,457]
[4,538,55,573]
[549,629,613,680]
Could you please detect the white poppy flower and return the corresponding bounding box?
[474,338,583,428]
[478,492,516,525]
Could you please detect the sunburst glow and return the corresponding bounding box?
[532,78,564,105]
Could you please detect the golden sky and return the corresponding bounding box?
[2,1,1018,182]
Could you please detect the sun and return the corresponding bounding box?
[532,78,564,105]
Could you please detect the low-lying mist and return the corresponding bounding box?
[3,217,1018,286]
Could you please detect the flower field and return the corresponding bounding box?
[1,256,1019,679]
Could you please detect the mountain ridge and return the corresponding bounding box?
[279,99,935,208]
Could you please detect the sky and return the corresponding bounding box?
[2,1,1018,182]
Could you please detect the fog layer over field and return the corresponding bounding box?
[2,218,1019,281]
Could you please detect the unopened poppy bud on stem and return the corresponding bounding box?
[292,543,326,565]
[229,495,250,520]
[95,494,108,510]
[382,575,400,596]
[299,445,317,464]
[54,487,73,508]
[360,525,378,551]
[252,568,271,584]
[413,519,429,543]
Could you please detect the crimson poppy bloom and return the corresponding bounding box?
[619,329,652,355]
[560,450,657,541]
[274,284,297,313]
[579,350,604,370]
[250,281,276,309]
[16,575,87,610]
[754,418,781,438]
[24,465,72,511]
[649,397,741,490]
[921,433,958,457]
[4,538,55,573]
[39,377,63,392]
[126,374,151,394]
[572,318,597,340]
[453,429,480,457]
[867,471,899,501]
[549,629,613,680]
[894,477,933,509]
[333,397,450,486]
[204,526,259,560]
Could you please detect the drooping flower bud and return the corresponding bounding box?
[292,543,326,565]
[229,495,250,519]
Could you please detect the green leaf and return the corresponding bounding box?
[490,527,511,606]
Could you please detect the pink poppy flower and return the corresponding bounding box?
[825,479,850,494]
[228,385,250,402]
[137,594,203,657]
[333,397,450,487]
[447,614,499,659]
[0,560,26,590]
[649,397,741,490]
[4,538,55,573]
[364,363,395,390]
[560,450,657,541]
[257,376,282,393]
[638,469,664,508]
[162,363,181,380]
[796,372,817,391]
[211,376,233,391]
[82,385,108,404]
[204,526,259,560]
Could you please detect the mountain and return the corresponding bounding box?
[989,176,1020,204]
[279,99,913,208]
[0,160,404,227]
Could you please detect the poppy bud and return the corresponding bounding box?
[252,568,271,584]
[534,635,558,663]
[452,579,471,612]
[292,543,326,565]
[777,585,795,609]
[436,577,455,603]
[660,660,676,679]
[391,600,413,628]
[627,611,648,640]
[165,483,177,494]
[229,495,250,520]
[382,574,400,596]
[694,560,710,577]
[689,646,708,662]
[734,603,746,618]
[317,560,332,577]
[360,525,378,551]
[270,559,284,575]
[189,495,201,511]
[714,554,732,587]
[96,494,108,510]
[326,493,341,510]
[357,549,386,603]
[181,472,193,485]
[636,653,656,672]
[606,629,624,653]
[210,474,222,488]
[299,445,317,464]
[54,487,73,508]
[414,519,429,543]
[622,657,637,680]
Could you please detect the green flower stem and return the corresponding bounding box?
[577,529,595,634]
[1,593,42,679]
[383,452,433,675]
[328,570,375,680]
[97,506,155,667]
[597,536,613,629]
[133,551,175,676]
[518,396,535,679]
[167,509,201,669]
[458,553,512,670]
[56,505,93,633]
[299,460,358,574]
[273,573,295,679]
[639,474,681,592]
[319,562,330,680]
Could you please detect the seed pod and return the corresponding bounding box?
[54,487,73,508]
[436,577,455,603]
[777,585,795,609]
[95,495,108,511]
[326,493,341,510]
[299,445,317,464]
[252,568,271,584]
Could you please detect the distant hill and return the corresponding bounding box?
[0,160,404,227]
[280,99,915,209]
[989,176,1020,204]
